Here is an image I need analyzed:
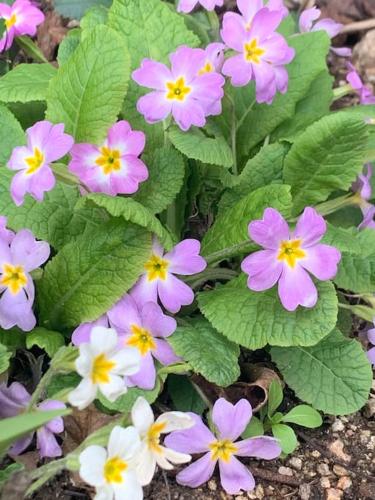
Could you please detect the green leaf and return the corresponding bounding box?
[26,328,65,358]
[98,377,163,412]
[108,0,199,152]
[0,172,106,250]
[0,463,24,486]
[271,329,373,415]
[77,193,174,249]
[282,405,322,428]
[201,185,292,259]
[272,423,297,454]
[0,408,70,455]
[0,106,25,164]
[46,25,130,143]
[38,221,151,328]
[47,372,80,400]
[0,343,10,375]
[218,143,287,215]
[232,31,331,157]
[15,36,49,64]
[81,6,108,37]
[53,0,112,19]
[0,64,57,103]
[133,147,185,214]
[168,319,240,387]
[283,113,368,215]
[168,127,233,168]
[0,329,25,350]
[168,375,207,415]
[267,380,283,418]
[242,416,264,439]
[198,275,338,350]
[57,28,81,66]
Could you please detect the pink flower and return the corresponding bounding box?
[132,46,225,131]
[351,164,375,230]
[108,295,179,390]
[346,63,375,105]
[0,382,65,458]
[69,121,148,196]
[165,398,281,495]
[0,228,49,330]
[367,321,375,367]
[0,216,15,245]
[0,0,44,52]
[131,238,207,313]
[241,207,341,312]
[221,7,295,103]
[7,121,74,206]
[177,0,223,14]
[72,314,110,346]
[226,0,288,31]
[299,6,351,57]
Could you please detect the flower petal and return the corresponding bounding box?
[157,273,194,313]
[164,239,206,275]
[248,208,289,249]
[107,425,141,461]
[156,411,194,433]
[164,413,214,454]
[176,452,216,488]
[219,456,255,495]
[212,398,252,441]
[293,207,326,247]
[131,396,155,436]
[79,445,107,487]
[278,265,318,311]
[141,301,176,338]
[241,249,282,291]
[235,436,281,459]
[301,244,341,281]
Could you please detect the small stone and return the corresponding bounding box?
[311,450,321,458]
[363,398,375,418]
[360,430,371,444]
[326,488,343,500]
[208,480,217,491]
[333,465,348,477]
[288,457,302,470]
[299,484,311,500]
[320,477,331,489]
[318,463,331,476]
[332,419,345,432]
[278,466,293,476]
[254,484,264,499]
[328,439,351,462]
[337,476,352,491]
[235,496,247,500]
[247,493,257,500]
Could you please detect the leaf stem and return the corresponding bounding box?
[236,98,256,131]
[204,241,253,265]
[158,362,192,376]
[332,84,353,101]
[184,267,238,289]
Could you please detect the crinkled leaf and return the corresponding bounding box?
[168,127,233,168]
[283,113,368,215]
[282,405,322,428]
[38,221,151,328]
[26,328,65,358]
[53,0,112,19]
[0,343,10,375]
[271,329,373,415]
[202,185,292,259]
[57,28,81,66]
[81,6,108,37]
[198,275,338,350]
[77,193,174,249]
[168,319,240,387]
[0,106,24,165]
[46,25,130,143]
[0,64,57,103]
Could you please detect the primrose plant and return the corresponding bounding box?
[0,0,374,497]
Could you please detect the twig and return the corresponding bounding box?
[295,430,350,468]
[340,18,375,34]
[250,466,301,487]
[162,469,172,500]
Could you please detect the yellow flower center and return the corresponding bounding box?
[146,421,166,454]
[91,353,116,384]
[95,146,121,175]
[198,61,214,75]
[1,264,27,295]
[277,239,306,268]
[5,14,17,29]
[166,77,191,101]
[25,148,45,175]
[209,439,238,462]
[103,456,128,484]
[244,39,265,64]
[144,254,169,281]
[126,324,156,356]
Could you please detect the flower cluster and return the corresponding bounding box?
[0,382,65,457]
[0,0,44,52]
[0,217,49,330]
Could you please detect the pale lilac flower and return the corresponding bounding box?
[221,7,295,103]
[132,397,193,485]
[299,6,351,57]
[108,295,179,390]
[177,0,223,14]
[367,320,375,366]
[352,164,375,230]
[165,398,281,495]
[0,229,50,331]
[0,382,65,458]
[7,121,74,206]
[0,0,44,52]
[197,42,226,75]
[79,425,143,500]
[72,314,110,346]
[346,63,375,105]
[69,121,148,196]
[225,0,288,31]
[241,207,341,312]
[132,46,225,131]
[359,205,375,230]
[0,216,15,244]
[131,238,207,314]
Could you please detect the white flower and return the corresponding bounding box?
[79,425,143,500]
[68,326,141,410]
[131,396,193,486]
